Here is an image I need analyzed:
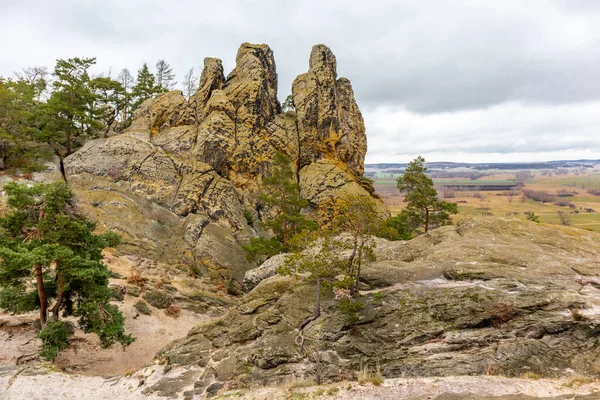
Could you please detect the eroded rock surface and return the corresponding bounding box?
[158,218,600,397]
[64,43,380,279]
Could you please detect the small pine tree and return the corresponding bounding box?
[0,181,134,360]
[334,195,382,295]
[261,152,318,247]
[526,212,540,223]
[90,76,125,135]
[244,152,317,262]
[396,156,458,233]
[132,63,162,110]
[278,232,350,332]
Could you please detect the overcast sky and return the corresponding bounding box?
[1,0,599,163]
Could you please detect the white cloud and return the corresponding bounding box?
[1,0,599,163]
[364,101,600,163]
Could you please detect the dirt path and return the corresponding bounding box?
[2,371,600,400]
[219,376,600,400]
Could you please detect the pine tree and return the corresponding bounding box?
[396,156,458,233]
[0,78,39,169]
[38,57,100,156]
[90,76,125,135]
[0,181,134,360]
[334,195,382,295]
[244,152,317,262]
[14,66,49,101]
[278,232,349,333]
[132,63,161,110]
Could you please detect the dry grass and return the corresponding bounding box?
[358,365,384,386]
[127,272,146,286]
[520,371,542,380]
[325,386,340,395]
[164,305,181,318]
[570,308,590,321]
[563,376,596,388]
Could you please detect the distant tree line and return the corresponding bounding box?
[0,57,200,170]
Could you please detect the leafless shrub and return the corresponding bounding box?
[127,272,146,286]
[557,211,570,225]
[164,305,181,318]
[523,189,556,203]
[554,200,573,207]
[491,303,516,328]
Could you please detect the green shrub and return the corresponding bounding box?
[243,210,256,226]
[38,320,73,361]
[525,212,540,223]
[110,286,124,301]
[242,236,283,263]
[339,298,364,323]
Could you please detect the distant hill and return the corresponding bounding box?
[366,159,600,172]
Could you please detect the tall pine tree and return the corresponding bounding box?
[0,78,39,169]
[0,181,134,359]
[38,57,100,156]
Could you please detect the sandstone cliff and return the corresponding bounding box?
[63,43,382,279]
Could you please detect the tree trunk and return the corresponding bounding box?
[65,134,72,156]
[299,278,321,331]
[34,264,47,325]
[352,244,364,296]
[51,271,65,320]
[347,238,358,277]
[424,209,430,233]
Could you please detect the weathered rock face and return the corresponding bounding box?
[158,218,600,396]
[64,42,380,279]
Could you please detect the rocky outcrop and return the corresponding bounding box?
[64,42,381,279]
[157,218,600,397]
[242,253,292,291]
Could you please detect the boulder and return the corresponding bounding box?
[243,253,291,291]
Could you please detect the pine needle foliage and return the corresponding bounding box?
[0,181,134,360]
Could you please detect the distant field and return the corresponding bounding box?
[432,179,515,185]
[374,171,600,232]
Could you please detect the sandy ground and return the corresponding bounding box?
[0,364,181,400]
[217,376,600,400]
[53,296,208,376]
[2,371,600,400]
[0,252,216,376]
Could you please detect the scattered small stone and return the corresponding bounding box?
[143,290,173,309]
[205,382,224,398]
[134,300,152,315]
[109,285,125,301]
[126,285,142,297]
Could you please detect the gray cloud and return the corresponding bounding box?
[1,0,599,162]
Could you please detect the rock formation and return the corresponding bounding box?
[156,217,600,397]
[63,43,382,279]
